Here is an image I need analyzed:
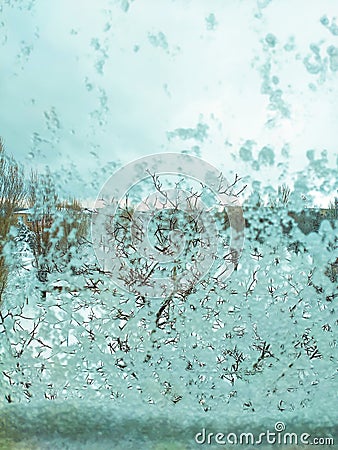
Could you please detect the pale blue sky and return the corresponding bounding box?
[1,0,337,205]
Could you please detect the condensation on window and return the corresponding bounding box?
[0,1,337,448]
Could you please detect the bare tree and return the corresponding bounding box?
[0,139,25,304]
[268,183,291,209]
[328,196,338,219]
[26,170,89,295]
[99,171,244,329]
[26,170,57,284]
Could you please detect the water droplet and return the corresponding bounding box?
[265,33,277,47]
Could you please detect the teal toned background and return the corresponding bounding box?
[1,0,337,203]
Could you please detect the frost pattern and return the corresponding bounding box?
[0,1,337,448]
[167,123,209,143]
